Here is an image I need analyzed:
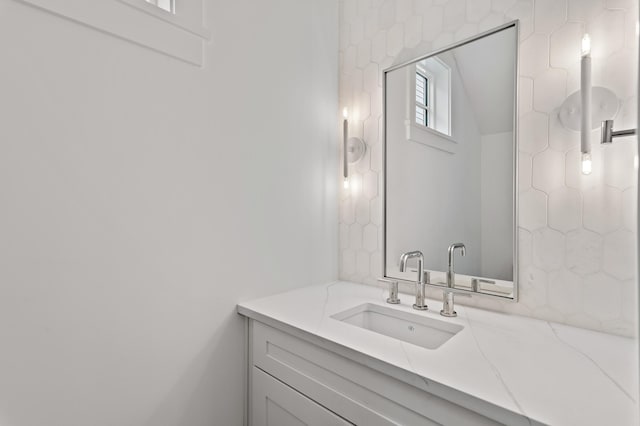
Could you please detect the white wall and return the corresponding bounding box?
[480,132,514,280]
[0,1,338,425]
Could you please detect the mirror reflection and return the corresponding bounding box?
[384,23,517,298]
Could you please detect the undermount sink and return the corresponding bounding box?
[331,303,463,350]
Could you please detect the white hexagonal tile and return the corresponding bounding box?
[567,0,604,22]
[602,140,637,190]
[565,146,604,191]
[395,0,412,23]
[583,273,622,321]
[583,185,622,234]
[356,40,372,69]
[534,0,567,34]
[505,0,534,40]
[339,223,349,250]
[519,152,532,191]
[343,45,357,74]
[549,22,583,70]
[386,23,404,56]
[532,149,565,193]
[620,279,637,323]
[364,10,379,40]
[518,265,548,309]
[342,249,356,276]
[565,229,603,275]
[548,111,578,152]
[355,197,371,224]
[590,9,626,59]
[564,313,602,331]
[370,138,383,172]
[519,111,549,154]
[363,171,379,199]
[454,23,478,42]
[371,31,388,62]
[355,144,372,173]
[370,251,383,278]
[533,68,567,113]
[467,0,491,22]
[622,188,637,232]
[478,13,505,32]
[370,196,382,226]
[533,228,565,270]
[519,189,547,230]
[532,305,566,323]
[603,229,636,280]
[520,34,549,77]
[615,96,638,131]
[443,0,465,31]
[363,224,379,252]
[433,32,454,50]
[547,268,583,315]
[377,0,396,30]
[548,187,582,232]
[349,223,363,249]
[519,227,533,267]
[421,6,444,41]
[519,77,533,115]
[492,0,517,12]
[363,118,378,148]
[340,197,355,224]
[356,250,371,277]
[602,49,637,99]
[404,15,422,48]
[357,91,372,121]
[350,16,365,45]
[363,63,379,92]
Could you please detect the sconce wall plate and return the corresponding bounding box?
[559,87,619,131]
[346,136,366,164]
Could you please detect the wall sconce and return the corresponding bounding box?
[558,33,619,175]
[580,34,592,175]
[342,108,366,189]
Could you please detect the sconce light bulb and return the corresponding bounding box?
[581,34,591,56]
[581,152,592,175]
[634,155,639,171]
[343,177,350,189]
[343,108,348,119]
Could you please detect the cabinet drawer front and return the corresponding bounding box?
[252,367,353,426]
[252,321,502,426]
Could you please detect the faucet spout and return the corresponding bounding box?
[447,243,466,288]
[442,243,466,318]
[398,250,427,310]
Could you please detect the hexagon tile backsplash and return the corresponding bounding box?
[338,0,638,337]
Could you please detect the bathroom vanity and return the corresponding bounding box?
[238,281,638,426]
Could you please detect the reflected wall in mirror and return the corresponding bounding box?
[384,22,518,299]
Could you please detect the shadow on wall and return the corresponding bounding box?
[144,312,245,426]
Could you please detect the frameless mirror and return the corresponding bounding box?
[383,22,518,299]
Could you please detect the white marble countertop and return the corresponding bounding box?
[237,281,639,426]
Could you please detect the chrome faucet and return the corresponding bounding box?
[442,243,466,317]
[399,251,428,310]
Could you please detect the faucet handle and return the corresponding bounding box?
[379,278,401,304]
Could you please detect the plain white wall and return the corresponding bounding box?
[480,132,514,280]
[0,1,338,425]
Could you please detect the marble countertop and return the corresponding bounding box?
[237,281,639,426]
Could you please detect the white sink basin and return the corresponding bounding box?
[331,303,463,350]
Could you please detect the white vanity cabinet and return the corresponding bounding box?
[247,320,503,426]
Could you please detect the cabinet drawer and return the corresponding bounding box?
[252,367,353,426]
[251,321,503,426]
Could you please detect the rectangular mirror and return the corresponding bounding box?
[383,22,518,299]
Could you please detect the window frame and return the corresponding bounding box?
[17,0,210,66]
